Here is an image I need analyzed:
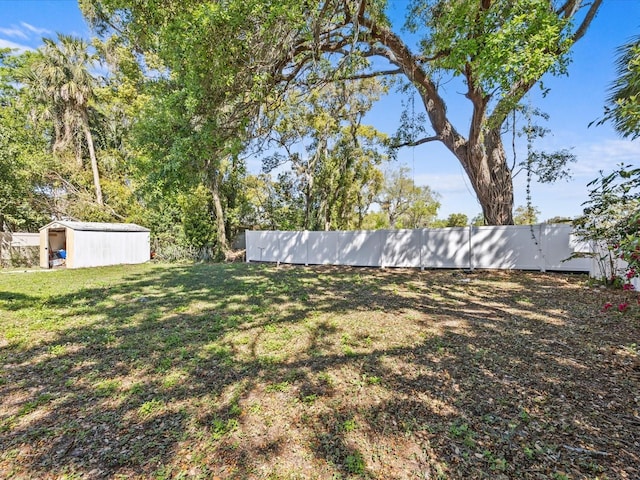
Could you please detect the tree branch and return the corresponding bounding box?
[390,135,441,148]
[571,0,603,43]
[556,0,579,18]
[414,49,452,63]
[335,68,403,80]
[356,11,468,161]
[489,0,603,128]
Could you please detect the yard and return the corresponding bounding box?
[0,262,638,479]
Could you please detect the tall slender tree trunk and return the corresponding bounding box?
[209,175,229,254]
[303,181,313,230]
[80,113,103,206]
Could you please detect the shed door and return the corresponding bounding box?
[47,229,67,268]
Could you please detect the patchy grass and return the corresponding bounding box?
[0,262,639,479]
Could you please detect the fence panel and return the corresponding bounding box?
[542,224,592,271]
[423,227,470,268]
[381,229,422,267]
[471,225,541,270]
[278,231,308,264]
[306,231,338,265]
[245,231,281,262]
[2,232,40,247]
[0,232,40,267]
[338,231,382,267]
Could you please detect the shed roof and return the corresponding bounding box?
[40,221,150,233]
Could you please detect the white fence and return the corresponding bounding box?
[246,224,593,273]
[0,232,40,267]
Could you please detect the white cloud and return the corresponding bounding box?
[0,27,28,39]
[572,139,640,176]
[0,22,53,53]
[0,38,32,53]
[20,22,51,36]
[413,172,475,195]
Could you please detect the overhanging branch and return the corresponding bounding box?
[390,135,441,149]
[335,68,403,80]
[571,0,603,43]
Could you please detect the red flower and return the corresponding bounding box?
[602,302,614,312]
[618,302,629,312]
[623,283,636,291]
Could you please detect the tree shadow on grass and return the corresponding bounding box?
[0,291,39,311]
[0,263,638,478]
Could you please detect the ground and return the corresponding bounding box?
[0,262,638,479]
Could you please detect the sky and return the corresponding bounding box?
[1,0,639,222]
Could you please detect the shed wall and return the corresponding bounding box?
[70,230,150,268]
[39,229,48,268]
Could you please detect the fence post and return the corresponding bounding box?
[245,231,250,263]
[539,223,546,273]
[420,228,425,271]
[468,225,474,271]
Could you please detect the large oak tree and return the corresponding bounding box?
[81,0,602,225]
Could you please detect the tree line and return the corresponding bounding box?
[1,0,636,260]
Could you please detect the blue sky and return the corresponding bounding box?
[1,0,639,222]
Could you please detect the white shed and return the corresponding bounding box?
[39,221,150,269]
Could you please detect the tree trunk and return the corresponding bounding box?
[365,18,515,224]
[210,176,230,254]
[466,130,515,225]
[80,114,103,206]
[411,77,514,224]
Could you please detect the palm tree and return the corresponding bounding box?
[27,34,103,205]
[605,35,640,139]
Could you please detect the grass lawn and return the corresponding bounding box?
[0,262,638,479]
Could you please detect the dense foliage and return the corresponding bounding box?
[79,0,602,225]
[574,165,640,287]
[578,33,640,289]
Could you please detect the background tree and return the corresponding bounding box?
[178,184,217,253]
[471,213,486,226]
[431,213,470,227]
[81,0,602,225]
[370,166,440,229]
[244,173,307,231]
[23,34,104,206]
[0,50,50,231]
[131,80,251,254]
[81,0,302,253]
[545,216,572,224]
[513,205,541,225]
[596,35,640,139]
[264,80,387,230]
[445,213,469,227]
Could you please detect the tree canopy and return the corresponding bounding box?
[81,0,602,225]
